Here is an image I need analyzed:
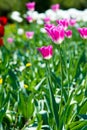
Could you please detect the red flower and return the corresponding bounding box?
[0,25,4,37]
[0,38,4,46]
[0,16,8,26]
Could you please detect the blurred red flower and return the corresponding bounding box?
[0,25,4,37]
[0,16,8,26]
[0,38,4,46]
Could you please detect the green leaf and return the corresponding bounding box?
[79,99,87,114]
[18,92,34,119]
[71,121,87,130]
[0,104,8,122]
[67,121,87,130]
[35,77,46,91]
[8,69,20,90]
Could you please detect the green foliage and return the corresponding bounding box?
[0,15,87,129]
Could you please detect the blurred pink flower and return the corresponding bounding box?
[43,17,50,24]
[65,30,72,38]
[51,4,60,11]
[56,19,69,30]
[25,31,34,39]
[26,2,35,11]
[26,16,33,23]
[7,37,14,43]
[69,19,76,26]
[38,45,53,60]
[45,24,65,44]
[78,27,87,39]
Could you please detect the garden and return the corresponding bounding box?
[0,1,87,130]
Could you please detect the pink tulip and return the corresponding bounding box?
[26,16,33,23]
[69,19,76,26]
[45,24,65,44]
[7,37,14,43]
[25,31,34,39]
[51,4,60,11]
[43,17,50,24]
[38,45,53,60]
[65,30,72,38]
[26,2,35,11]
[77,27,87,39]
[56,19,69,30]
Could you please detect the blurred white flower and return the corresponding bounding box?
[40,28,46,33]
[27,11,39,20]
[10,11,23,23]
[36,19,44,25]
[17,28,24,35]
[25,127,37,130]
[19,66,25,72]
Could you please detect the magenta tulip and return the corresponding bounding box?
[65,30,72,38]
[38,45,53,60]
[45,24,65,44]
[78,27,87,39]
[51,4,60,11]
[25,31,34,39]
[43,17,50,24]
[69,19,76,26]
[26,16,33,23]
[56,19,69,30]
[26,2,35,11]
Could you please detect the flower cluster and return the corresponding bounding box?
[0,16,7,46]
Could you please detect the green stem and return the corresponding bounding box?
[67,61,70,96]
[28,40,35,77]
[46,61,59,130]
[84,39,87,93]
[58,45,63,116]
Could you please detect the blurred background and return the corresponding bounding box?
[0,0,87,16]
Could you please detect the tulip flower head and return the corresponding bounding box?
[43,17,50,24]
[7,37,14,43]
[0,38,4,46]
[25,31,34,39]
[51,4,60,11]
[26,16,33,23]
[78,27,87,39]
[45,24,65,44]
[26,2,35,11]
[56,19,69,30]
[0,25,4,37]
[69,19,76,26]
[0,16,8,26]
[65,30,72,38]
[38,45,53,60]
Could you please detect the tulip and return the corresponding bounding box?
[7,37,14,43]
[25,31,34,39]
[51,4,60,11]
[65,30,72,38]
[0,25,4,37]
[26,16,33,23]
[37,45,53,60]
[69,19,76,26]
[26,2,35,11]
[0,16,8,26]
[0,38,4,46]
[77,27,87,39]
[56,19,69,30]
[45,24,65,44]
[43,17,50,24]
